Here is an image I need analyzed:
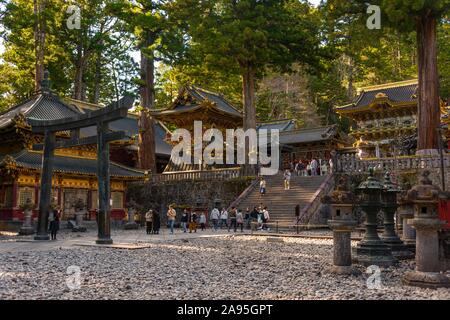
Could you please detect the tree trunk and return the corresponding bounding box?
[416,11,440,153]
[93,52,102,104]
[34,0,46,92]
[242,65,256,130]
[242,65,257,175]
[138,33,157,173]
[73,44,85,100]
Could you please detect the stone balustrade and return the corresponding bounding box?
[150,167,246,183]
[335,153,450,174]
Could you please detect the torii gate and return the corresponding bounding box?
[28,96,134,244]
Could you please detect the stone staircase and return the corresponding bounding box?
[235,174,329,228]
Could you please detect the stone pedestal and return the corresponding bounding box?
[124,208,139,230]
[19,209,34,235]
[73,210,87,232]
[403,218,450,288]
[328,218,360,275]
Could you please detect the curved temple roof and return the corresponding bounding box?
[0,150,146,179]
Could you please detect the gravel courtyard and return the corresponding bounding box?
[1,231,449,300]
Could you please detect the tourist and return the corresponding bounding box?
[251,206,259,230]
[257,206,264,230]
[259,177,266,196]
[236,209,244,232]
[294,161,300,176]
[210,206,220,231]
[321,161,328,176]
[311,158,318,176]
[152,210,161,234]
[220,208,228,229]
[306,162,312,176]
[262,206,270,231]
[228,207,237,232]
[167,205,176,234]
[189,210,198,233]
[134,210,140,225]
[284,169,291,190]
[49,207,60,240]
[145,209,153,235]
[329,158,334,174]
[244,208,251,229]
[199,212,206,231]
[181,209,189,233]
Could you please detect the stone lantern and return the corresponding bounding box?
[381,172,413,259]
[124,199,139,230]
[19,198,35,235]
[73,198,87,231]
[397,190,416,251]
[355,168,395,267]
[327,178,360,275]
[403,171,450,288]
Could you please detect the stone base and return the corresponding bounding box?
[124,222,139,230]
[326,265,361,276]
[391,250,415,260]
[354,244,396,267]
[34,234,50,241]
[96,238,113,245]
[18,227,35,236]
[403,271,450,289]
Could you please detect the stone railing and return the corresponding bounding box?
[298,173,335,224]
[150,167,245,183]
[335,154,450,174]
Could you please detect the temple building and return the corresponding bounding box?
[152,86,350,172]
[0,85,170,223]
[335,80,421,158]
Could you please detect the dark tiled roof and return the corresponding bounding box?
[257,120,295,132]
[336,80,418,112]
[0,93,80,129]
[172,86,243,118]
[0,150,145,178]
[279,125,339,145]
[80,117,172,156]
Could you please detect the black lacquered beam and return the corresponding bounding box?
[32,131,127,151]
[28,95,134,133]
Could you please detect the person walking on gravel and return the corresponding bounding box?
[167,205,176,234]
[145,209,153,235]
[236,209,244,232]
[210,207,220,231]
[228,207,237,232]
[220,208,228,229]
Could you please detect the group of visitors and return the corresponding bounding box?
[166,205,207,235]
[210,204,270,232]
[144,209,161,234]
[290,158,333,177]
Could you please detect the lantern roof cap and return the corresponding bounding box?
[358,167,383,191]
[383,172,401,193]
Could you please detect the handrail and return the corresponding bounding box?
[227,178,260,211]
[297,173,335,224]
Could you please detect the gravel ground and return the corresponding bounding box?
[1,235,449,300]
